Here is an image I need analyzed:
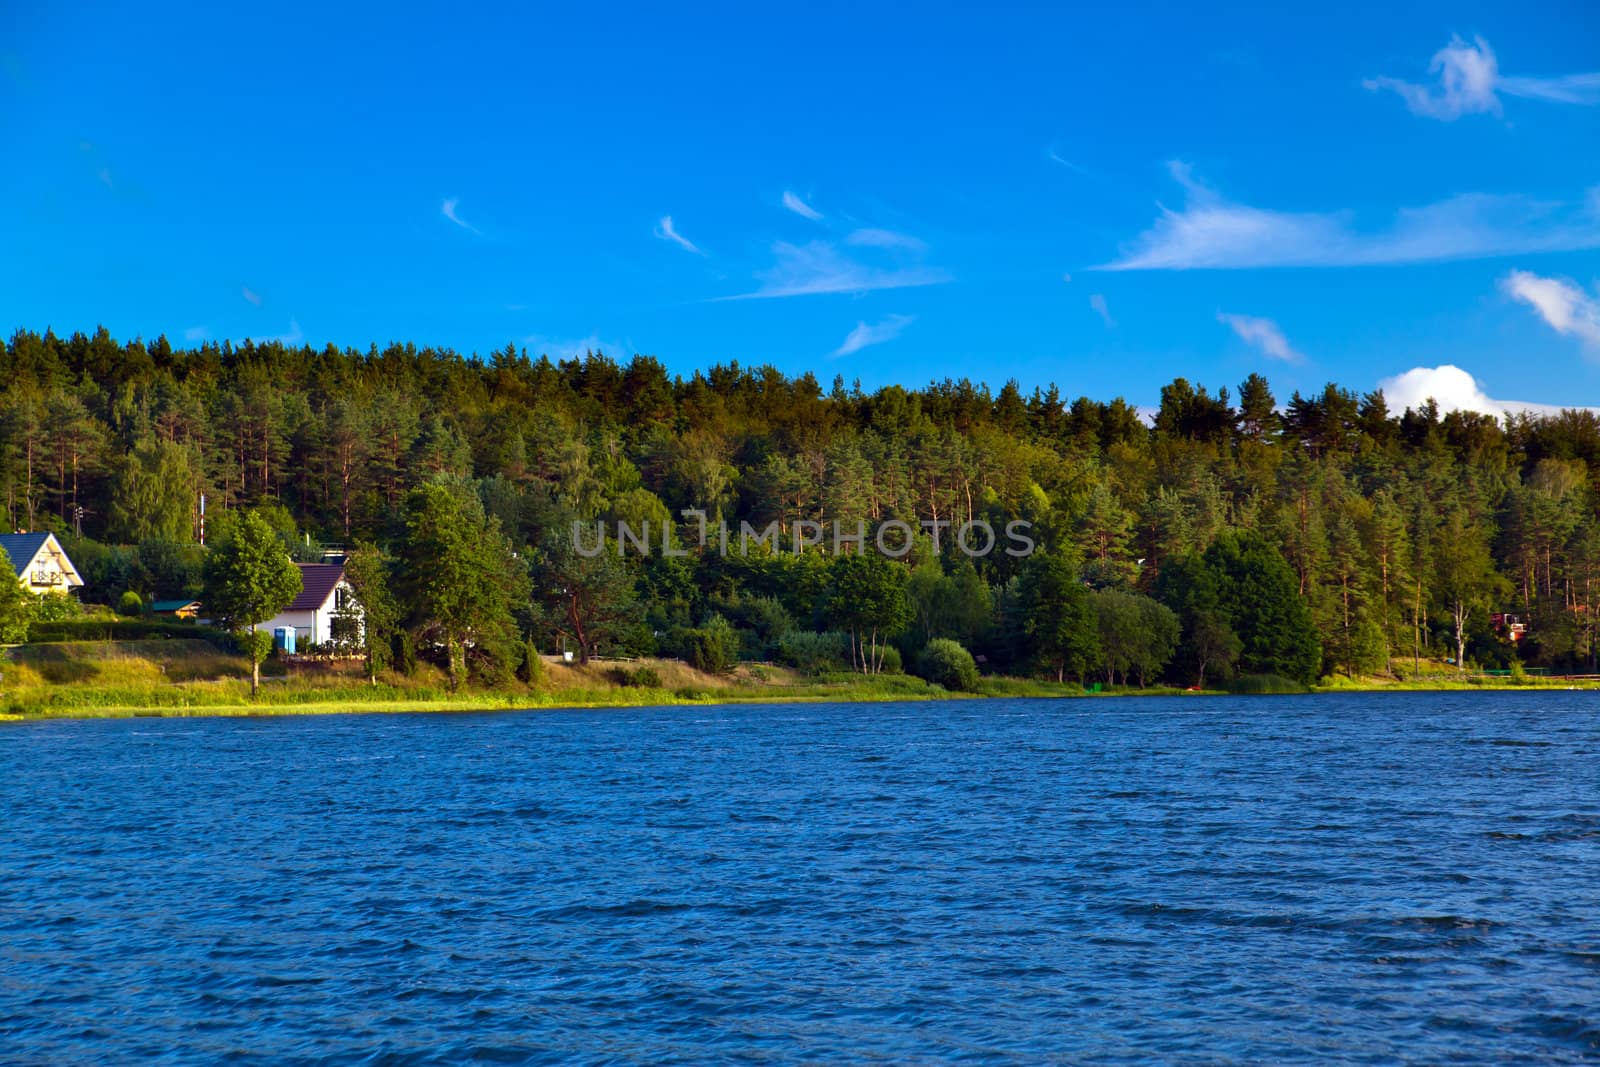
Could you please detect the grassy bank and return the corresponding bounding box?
[0,640,1097,720]
[3,641,1593,721]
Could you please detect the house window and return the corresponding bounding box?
[335,587,349,612]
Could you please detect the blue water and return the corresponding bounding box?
[2,694,1598,1064]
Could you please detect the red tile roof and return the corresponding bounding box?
[288,563,345,611]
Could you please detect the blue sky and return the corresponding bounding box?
[3,0,1598,411]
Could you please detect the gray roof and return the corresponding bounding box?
[0,532,50,578]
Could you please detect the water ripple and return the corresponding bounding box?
[1,691,1598,1063]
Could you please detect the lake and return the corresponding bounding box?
[2,693,1598,1063]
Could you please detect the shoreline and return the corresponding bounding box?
[5,675,1595,722]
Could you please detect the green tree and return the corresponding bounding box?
[1091,589,1179,686]
[531,529,641,663]
[1201,533,1322,684]
[202,509,302,696]
[0,547,30,643]
[1018,549,1099,683]
[1189,609,1242,688]
[824,552,912,674]
[1433,505,1504,670]
[106,438,199,544]
[341,541,398,684]
[397,482,528,688]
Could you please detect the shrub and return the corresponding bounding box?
[26,618,219,643]
[116,591,144,617]
[878,645,903,675]
[608,665,662,688]
[1226,673,1308,695]
[684,614,741,674]
[32,593,83,622]
[517,640,547,686]
[916,638,980,692]
[393,631,417,676]
[775,630,852,673]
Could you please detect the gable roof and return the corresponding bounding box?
[0,533,48,578]
[0,532,83,587]
[288,563,346,611]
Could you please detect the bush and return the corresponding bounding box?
[608,665,662,688]
[116,591,144,617]
[26,618,219,643]
[775,630,852,673]
[517,640,547,686]
[1226,673,1308,695]
[32,593,83,622]
[878,644,903,675]
[708,593,795,659]
[684,614,741,674]
[916,638,980,692]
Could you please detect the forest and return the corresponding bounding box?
[6,325,1600,689]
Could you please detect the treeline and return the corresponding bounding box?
[7,325,1600,684]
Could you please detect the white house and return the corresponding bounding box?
[262,563,361,648]
[1,532,84,595]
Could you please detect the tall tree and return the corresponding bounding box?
[1018,549,1099,683]
[202,509,302,696]
[824,551,912,674]
[340,541,398,684]
[397,481,527,688]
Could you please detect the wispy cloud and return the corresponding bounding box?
[719,239,948,300]
[654,215,705,255]
[833,314,915,358]
[1089,293,1114,328]
[845,227,928,253]
[441,197,481,234]
[1218,312,1302,362]
[1047,148,1089,175]
[782,190,823,221]
[1502,270,1600,347]
[1102,162,1600,270]
[241,286,262,306]
[1365,35,1600,119]
[182,325,208,342]
[1379,365,1595,418]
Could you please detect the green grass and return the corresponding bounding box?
[6,642,1595,721]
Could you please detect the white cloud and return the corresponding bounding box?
[1501,269,1600,346]
[523,332,634,362]
[1365,35,1600,120]
[782,190,823,221]
[182,325,208,342]
[1217,312,1302,362]
[1089,293,1114,328]
[241,286,262,306]
[1102,162,1600,270]
[832,314,915,358]
[720,239,948,300]
[845,227,928,253]
[654,215,705,255]
[441,197,480,234]
[1378,365,1595,418]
